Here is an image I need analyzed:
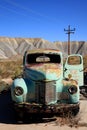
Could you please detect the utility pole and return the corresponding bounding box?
[64,25,75,55]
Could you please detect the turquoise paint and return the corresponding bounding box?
[24,78,36,102]
[24,67,62,81]
[11,78,28,103]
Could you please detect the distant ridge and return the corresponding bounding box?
[0,37,86,59]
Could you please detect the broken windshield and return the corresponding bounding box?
[26,53,61,64]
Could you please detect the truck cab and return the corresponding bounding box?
[11,49,80,119]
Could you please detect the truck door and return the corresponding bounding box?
[64,54,84,87]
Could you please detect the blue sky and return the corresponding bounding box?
[0,0,87,42]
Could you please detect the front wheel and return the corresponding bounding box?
[14,110,25,123]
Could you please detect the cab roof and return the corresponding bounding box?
[27,49,61,55]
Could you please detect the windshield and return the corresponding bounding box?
[26,53,61,64]
[68,56,81,65]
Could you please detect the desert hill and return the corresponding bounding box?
[0,37,86,59]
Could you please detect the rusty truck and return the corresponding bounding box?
[11,49,80,120]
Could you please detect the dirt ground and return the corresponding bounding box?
[0,91,87,130]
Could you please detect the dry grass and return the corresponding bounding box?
[55,113,80,127]
[0,59,23,92]
[0,59,23,79]
[54,110,87,128]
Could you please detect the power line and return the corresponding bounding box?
[0,4,43,22]
[0,4,26,17]
[3,0,58,22]
[64,25,75,55]
[4,0,45,17]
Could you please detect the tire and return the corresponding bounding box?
[14,110,25,123]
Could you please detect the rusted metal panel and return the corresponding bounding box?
[27,49,61,54]
[13,102,79,114]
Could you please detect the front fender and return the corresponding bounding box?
[63,79,79,103]
[11,78,28,103]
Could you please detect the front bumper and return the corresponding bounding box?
[13,102,80,115]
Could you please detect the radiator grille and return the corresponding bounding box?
[35,81,56,104]
[57,92,69,100]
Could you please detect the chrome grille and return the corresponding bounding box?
[35,81,56,104]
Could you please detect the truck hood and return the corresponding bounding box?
[24,63,62,81]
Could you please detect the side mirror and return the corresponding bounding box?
[83,67,87,72]
[79,67,87,72]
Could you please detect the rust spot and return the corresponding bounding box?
[63,79,78,87]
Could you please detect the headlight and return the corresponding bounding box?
[68,85,77,94]
[14,86,23,96]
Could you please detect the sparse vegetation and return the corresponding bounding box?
[0,59,23,79]
[55,112,80,128]
[54,110,87,128]
[0,59,23,92]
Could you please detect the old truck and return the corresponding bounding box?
[11,49,80,120]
